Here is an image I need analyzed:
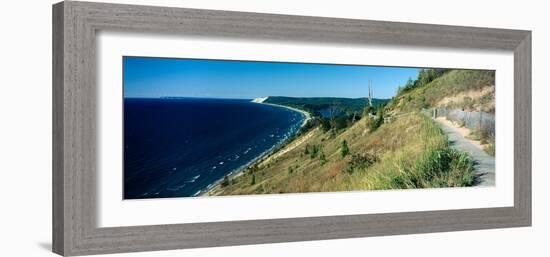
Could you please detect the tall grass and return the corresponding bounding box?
[340,113,476,191]
[379,147,476,189]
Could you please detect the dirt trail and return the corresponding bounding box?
[434,117,495,186]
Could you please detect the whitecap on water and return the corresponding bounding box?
[167,184,186,191]
[186,174,201,183]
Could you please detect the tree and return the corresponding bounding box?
[397,68,448,97]
[369,109,384,132]
[332,116,348,131]
[328,103,339,124]
[363,105,374,117]
[415,68,446,89]
[320,118,331,132]
[309,144,319,159]
[396,86,404,96]
[417,69,430,87]
[340,140,349,158]
[404,77,415,92]
[250,174,256,185]
[319,151,326,165]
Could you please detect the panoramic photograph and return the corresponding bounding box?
[123,56,496,199]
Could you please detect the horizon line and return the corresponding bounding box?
[123,96,391,100]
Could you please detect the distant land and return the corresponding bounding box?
[257,96,390,118]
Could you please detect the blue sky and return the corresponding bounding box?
[123,57,420,99]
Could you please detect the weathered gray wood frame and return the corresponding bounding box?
[52,1,531,256]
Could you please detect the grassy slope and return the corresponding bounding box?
[215,113,475,195]
[388,70,495,114]
[213,70,490,195]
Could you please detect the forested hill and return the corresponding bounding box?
[264,96,389,117]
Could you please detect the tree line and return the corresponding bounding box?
[396,68,448,96]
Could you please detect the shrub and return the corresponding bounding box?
[340,140,349,158]
[319,151,327,165]
[405,147,476,188]
[345,153,379,173]
[250,174,256,185]
[363,105,374,117]
[369,109,384,132]
[304,144,321,159]
[311,144,319,158]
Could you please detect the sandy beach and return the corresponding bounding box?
[261,102,312,127]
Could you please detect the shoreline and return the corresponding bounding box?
[260,102,312,127]
[199,101,312,196]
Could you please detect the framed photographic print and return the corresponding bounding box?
[52,1,531,256]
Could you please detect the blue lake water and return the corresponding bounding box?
[124,98,304,199]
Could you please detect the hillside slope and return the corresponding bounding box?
[212,112,475,195]
[387,70,495,114]
[210,69,493,195]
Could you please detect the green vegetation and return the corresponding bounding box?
[267,96,391,137]
[397,68,448,95]
[319,151,327,165]
[212,113,476,195]
[368,108,384,132]
[340,140,349,158]
[264,96,389,116]
[388,70,495,113]
[339,114,476,190]
[345,153,378,174]
[304,144,322,159]
[209,69,493,196]
[250,174,256,185]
